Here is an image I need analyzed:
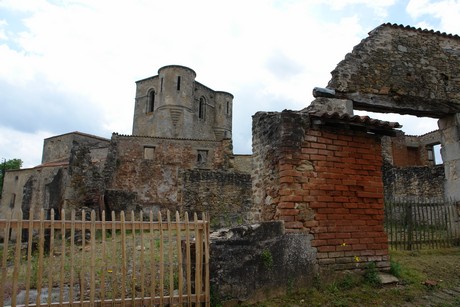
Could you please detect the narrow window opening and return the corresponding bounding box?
[161,78,164,92]
[9,193,16,209]
[177,76,181,91]
[147,90,155,113]
[199,97,206,120]
[197,150,208,167]
[226,101,230,114]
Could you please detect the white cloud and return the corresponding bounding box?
[0,0,456,165]
[0,19,7,40]
[407,0,460,33]
[0,127,53,168]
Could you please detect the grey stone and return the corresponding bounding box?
[378,272,399,284]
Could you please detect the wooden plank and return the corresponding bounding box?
[0,220,207,231]
[59,209,65,305]
[204,212,210,306]
[0,210,12,307]
[139,211,145,306]
[18,293,208,307]
[11,209,23,307]
[35,210,45,306]
[130,211,136,305]
[100,210,106,303]
[175,211,183,305]
[158,211,164,306]
[80,210,86,304]
[429,202,435,248]
[167,211,174,305]
[121,211,127,305]
[111,210,117,304]
[194,213,202,304]
[185,212,192,306]
[25,208,35,307]
[415,201,421,250]
[90,210,96,305]
[70,210,75,306]
[420,202,427,249]
[47,209,55,306]
[149,211,155,307]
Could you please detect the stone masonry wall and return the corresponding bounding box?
[105,134,249,221]
[328,24,460,116]
[252,110,389,270]
[382,164,445,200]
[180,169,252,229]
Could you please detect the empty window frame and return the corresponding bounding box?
[199,97,206,120]
[144,146,155,160]
[147,90,155,113]
[197,150,208,167]
[177,76,181,91]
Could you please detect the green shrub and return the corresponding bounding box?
[363,262,381,287]
[390,260,402,278]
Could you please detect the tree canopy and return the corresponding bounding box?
[0,158,23,198]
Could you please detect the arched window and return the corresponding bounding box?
[147,90,155,113]
[199,97,206,120]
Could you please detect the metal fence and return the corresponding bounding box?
[384,198,460,250]
[0,209,210,306]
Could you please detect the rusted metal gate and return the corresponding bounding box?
[0,209,210,306]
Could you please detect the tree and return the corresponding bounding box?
[0,158,23,198]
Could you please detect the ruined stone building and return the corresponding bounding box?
[0,65,252,227]
[1,23,460,281]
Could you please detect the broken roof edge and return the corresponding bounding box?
[44,131,110,142]
[307,110,402,131]
[372,23,460,40]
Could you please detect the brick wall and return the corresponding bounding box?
[303,129,389,270]
[252,110,390,270]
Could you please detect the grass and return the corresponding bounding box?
[250,247,460,306]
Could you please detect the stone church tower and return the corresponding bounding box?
[132,65,233,140]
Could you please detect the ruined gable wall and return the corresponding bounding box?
[252,111,389,270]
[42,133,110,164]
[328,24,460,115]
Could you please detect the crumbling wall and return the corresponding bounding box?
[64,143,105,217]
[180,169,252,229]
[383,164,445,200]
[252,110,390,270]
[105,134,251,220]
[210,221,316,305]
[328,23,460,117]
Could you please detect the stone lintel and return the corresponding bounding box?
[315,90,460,118]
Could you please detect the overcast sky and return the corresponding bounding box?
[1,0,459,168]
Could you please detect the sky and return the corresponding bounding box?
[1,0,459,168]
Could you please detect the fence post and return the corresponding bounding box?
[405,202,413,250]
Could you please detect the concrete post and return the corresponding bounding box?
[438,114,460,241]
[438,113,460,201]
